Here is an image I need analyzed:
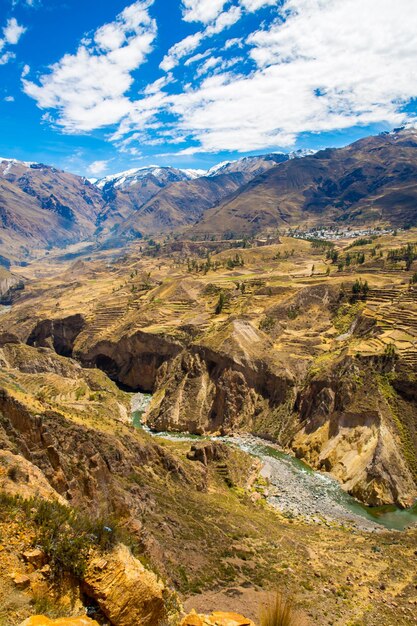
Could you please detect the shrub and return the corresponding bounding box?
[259,316,276,332]
[215,291,226,314]
[7,465,19,482]
[259,593,301,626]
[0,493,122,585]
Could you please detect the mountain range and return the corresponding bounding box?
[1,129,417,265]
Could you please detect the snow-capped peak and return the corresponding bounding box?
[288,149,317,159]
[0,157,36,176]
[95,165,204,190]
[206,161,232,177]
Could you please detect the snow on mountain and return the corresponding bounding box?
[206,161,233,177]
[94,152,319,191]
[0,157,36,176]
[96,166,205,190]
[288,149,318,159]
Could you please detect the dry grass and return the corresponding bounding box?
[259,593,304,626]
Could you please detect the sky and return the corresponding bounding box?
[0,0,417,178]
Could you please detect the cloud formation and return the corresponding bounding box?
[22,0,417,156]
[23,0,157,132]
[0,17,26,64]
[181,0,228,24]
[88,159,111,175]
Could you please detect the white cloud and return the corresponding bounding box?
[184,49,212,66]
[144,74,173,94]
[160,5,243,71]
[88,159,111,175]
[160,32,202,71]
[127,0,417,153]
[23,0,157,132]
[239,0,278,11]
[3,18,26,44]
[0,16,27,64]
[223,37,244,50]
[24,0,417,157]
[181,0,228,24]
[0,51,15,65]
[205,6,242,36]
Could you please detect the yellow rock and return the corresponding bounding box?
[82,544,168,626]
[181,609,255,626]
[20,617,99,626]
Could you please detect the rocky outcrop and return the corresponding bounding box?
[27,315,86,357]
[20,617,98,626]
[291,356,417,507]
[0,267,22,302]
[76,331,184,392]
[146,336,294,434]
[181,610,255,626]
[82,545,170,626]
[0,449,67,504]
[0,384,198,512]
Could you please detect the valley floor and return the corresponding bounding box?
[1,229,417,625]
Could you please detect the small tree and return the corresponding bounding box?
[215,291,226,314]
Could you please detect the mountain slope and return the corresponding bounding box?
[0,159,103,264]
[95,166,205,236]
[106,154,289,239]
[191,129,417,237]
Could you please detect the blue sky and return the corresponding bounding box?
[0,0,417,177]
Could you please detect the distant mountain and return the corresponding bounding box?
[0,158,102,264]
[190,130,417,237]
[206,154,289,178]
[2,132,417,263]
[96,154,288,240]
[96,165,205,190]
[105,154,290,240]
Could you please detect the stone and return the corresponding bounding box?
[82,544,169,626]
[20,617,99,626]
[22,548,46,569]
[181,609,255,626]
[12,573,31,589]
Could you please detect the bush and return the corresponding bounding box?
[259,593,301,626]
[215,291,226,314]
[7,465,19,482]
[0,493,122,585]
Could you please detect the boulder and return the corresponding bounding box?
[20,617,98,626]
[22,548,46,569]
[11,573,31,589]
[82,544,168,626]
[181,609,255,626]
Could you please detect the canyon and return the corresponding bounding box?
[1,131,417,625]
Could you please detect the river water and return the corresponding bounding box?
[131,393,417,532]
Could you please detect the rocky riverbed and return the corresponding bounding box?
[131,393,417,532]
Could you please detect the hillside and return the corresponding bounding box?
[191,129,417,238]
[0,155,288,264]
[0,159,103,265]
[97,154,288,241]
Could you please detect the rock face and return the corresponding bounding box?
[20,617,99,626]
[27,315,86,357]
[82,545,168,626]
[291,356,417,508]
[77,330,184,392]
[181,610,255,626]
[146,320,296,436]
